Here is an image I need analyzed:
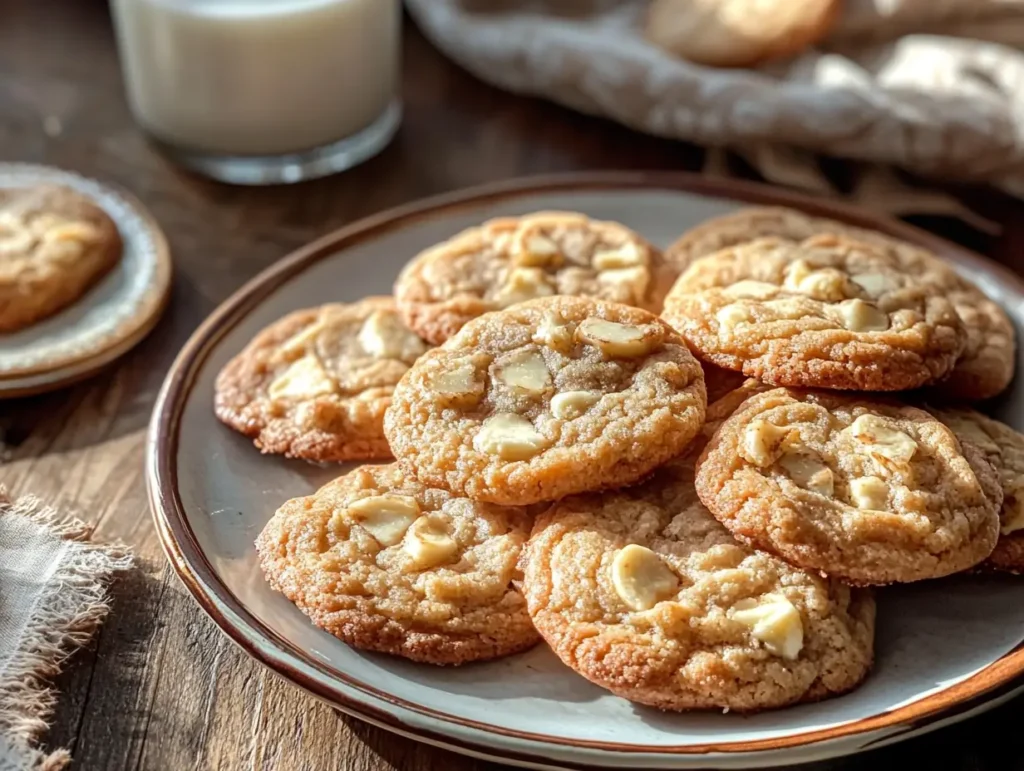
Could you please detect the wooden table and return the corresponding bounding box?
[2,2,1023,769]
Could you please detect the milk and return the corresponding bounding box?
[111,0,400,157]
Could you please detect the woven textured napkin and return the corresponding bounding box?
[0,488,131,770]
[406,0,1024,199]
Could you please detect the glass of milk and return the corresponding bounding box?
[110,0,402,184]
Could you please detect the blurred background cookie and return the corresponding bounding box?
[0,185,121,333]
[644,0,841,67]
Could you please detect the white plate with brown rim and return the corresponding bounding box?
[147,173,1024,770]
[0,163,172,398]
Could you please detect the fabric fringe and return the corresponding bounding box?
[0,487,132,770]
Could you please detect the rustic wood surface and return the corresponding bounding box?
[2,2,1024,769]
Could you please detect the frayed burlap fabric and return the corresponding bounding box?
[0,488,131,770]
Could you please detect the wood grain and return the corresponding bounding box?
[2,1,1024,769]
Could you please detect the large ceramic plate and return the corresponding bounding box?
[148,173,1024,769]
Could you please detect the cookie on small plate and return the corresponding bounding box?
[215,297,428,462]
[934,409,1024,574]
[521,456,875,711]
[645,0,840,67]
[696,388,1002,585]
[0,185,121,333]
[257,463,539,665]
[661,235,966,391]
[394,211,669,345]
[664,206,1015,400]
[384,296,706,505]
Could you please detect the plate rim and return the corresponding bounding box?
[146,171,1024,764]
[0,284,170,398]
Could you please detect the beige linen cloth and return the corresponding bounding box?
[406,0,1024,216]
[0,489,130,770]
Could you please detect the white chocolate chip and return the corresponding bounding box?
[268,356,337,400]
[526,234,559,255]
[514,233,563,267]
[843,414,918,464]
[346,495,420,546]
[495,351,551,393]
[593,241,644,270]
[533,312,575,353]
[403,517,458,570]
[850,476,890,511]
[280,321,327,356]
[782,259,813,291]
[550,390,602,419]
[598,266,650,301]
[801,270,851,301]
[43,221,101,244]
[716,303,752,327]
[835,299,889,332]
[731,594,804,660]
[429,362,482,406]
[473,413,548,460]
[576,317,663,358]
[722,280,780,300]
[778,453,834,497]
[495,267,555,306]
[293,401,319,428]
[741,420,792,467]
[851,272,897,298]
[610,544,679,611]
[783,260,852,302]
[358,310,427,361]
[762,298,812,318]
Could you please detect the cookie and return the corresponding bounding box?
[665,207,843,273]
[696,388,1002,585]
[934,409,1024,574]
[645,0,840,67]
[257,463,539,665]
[664,207,1015,400]
[661,235,966,391]
[0,185,121,333]
[937,300,1016,402]
[521,456,875,711]
[384,296,706,505]
[394,211,670,345]
[215,298,429,461]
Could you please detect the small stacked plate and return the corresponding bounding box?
[0,164,172,399]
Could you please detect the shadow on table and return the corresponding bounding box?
[0,334,168,460]
[344,712,509,771]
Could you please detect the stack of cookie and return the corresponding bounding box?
[215,208,1019,713]
[661,209,1020,583]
